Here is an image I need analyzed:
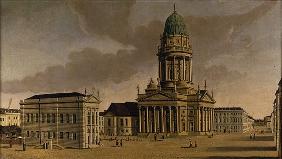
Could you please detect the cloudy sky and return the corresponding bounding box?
[1,0,281,119]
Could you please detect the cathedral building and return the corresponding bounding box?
[137,9,216,135]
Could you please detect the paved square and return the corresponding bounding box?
[1,133,278,159]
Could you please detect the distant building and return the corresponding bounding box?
[0,108,20,126]
[103,102,138,136]
[99,112,104,136]
[253,119,265,126]
[20,92,101,149]
[264,115,272,129]
[214,107,254,133]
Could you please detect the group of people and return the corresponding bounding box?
[250,133,256,140]
[115,138,123,147]
[188,138,197,148]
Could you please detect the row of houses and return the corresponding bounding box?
[0,108,21,126]
[0,92,255,149]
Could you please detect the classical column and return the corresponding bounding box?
[165,60,168,80]
[189,58,193,82]
[186,106,189,132]
[153,107,157,133]
[212,108,215,131]
[146,107,149,133]
[206,108,208,132]
[142,108,145,133]
[195,107,199,132]
[139,107,142,133]
[169,107,172,132]
[176,106,179,133]
[208,108,210,131]
[183,57,186,81]
[210,109,212,131]
[204,108,207,132]
[157,107,160,133]
[171,108,174,132]
[201,107,204,132]
[161,107,164,133]
[90,110,93,145]
[173,56,176,80]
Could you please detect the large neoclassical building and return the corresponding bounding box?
[137,9,216,135]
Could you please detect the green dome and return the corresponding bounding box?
[163,11,187,36]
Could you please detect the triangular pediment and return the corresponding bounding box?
[85,95,101,103]
[139,92,174,101]
[199,92,215,103]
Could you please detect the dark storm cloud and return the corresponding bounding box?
[68,0,135,44]
[2,1,277,94]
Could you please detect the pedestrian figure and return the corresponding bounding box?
[22,137,26,151]
[154,133,157,141]
[162,135,165,139]
[253,133,256,140]
[120,139,123,147]
[194,141,197,148]
[250,133,252,140]
[116,139,119,147]
[9,137,13,148]
[189,138,192,148]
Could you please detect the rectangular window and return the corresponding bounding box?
[52,114,56,123]
[108,119,111,126]
[48,131,51,138]
[47,114,51,123]
[42,114,45,123]
[60,114,64,123]
[31,114,34,123]
[96,112,98,125]
[27,114,30,122]
[92,113,95,125]
[66,114,70,123]
[88,116,91,125]
[73,114,77,124]
[73,132,77,140]
[35,114,39,122]
[36,131,39,138]
[66,132,70,139]
[125,119,128,126]
[120,119,123,126]
[60,132,64,139]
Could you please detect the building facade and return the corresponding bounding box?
[103,102,138,136]
[99,112,104,136]
[0,108,20,126]
[20,92,101,149]
[214,107,254,133]
[273,79,282,157]
[137,9,215,136]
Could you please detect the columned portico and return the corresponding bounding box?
[137,8,216,136]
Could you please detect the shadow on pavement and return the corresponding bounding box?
[239,135,274,141]
[208,146,276,151]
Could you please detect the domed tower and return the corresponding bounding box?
[157,8,193,91]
